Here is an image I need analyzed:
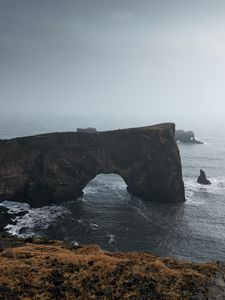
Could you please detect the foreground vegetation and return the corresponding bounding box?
[0,235,224,299]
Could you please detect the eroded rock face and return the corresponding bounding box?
[0,123,185,207]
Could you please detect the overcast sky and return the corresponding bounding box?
[1,0,225,127]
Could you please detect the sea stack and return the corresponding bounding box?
[197,169,211,185]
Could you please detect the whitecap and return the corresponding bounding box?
[184,177,225,197]
[203,141,211,145]
[4,204,71,238]
[0,200,30,214]
[83,186,98,195]
[89,223,99,230]
[107,233,116,244]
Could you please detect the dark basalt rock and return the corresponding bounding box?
[0,123,185,207]
[0,205,28,234]
[0,207,11,231]
[175,130,203,144]
[197,169,211,185]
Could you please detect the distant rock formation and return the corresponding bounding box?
[0,123,185,207]
[175,130,203,144]
[77,127,97,133]
[197,169,211,185]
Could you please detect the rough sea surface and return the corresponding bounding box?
[0,117,225,262]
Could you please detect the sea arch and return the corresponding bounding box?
[0,123,185,207]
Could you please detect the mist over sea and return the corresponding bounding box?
[0,115,225,262]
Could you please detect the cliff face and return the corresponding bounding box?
[0,236,224,300]
[0,123,185,207]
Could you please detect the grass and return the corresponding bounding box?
[0,237,223,299]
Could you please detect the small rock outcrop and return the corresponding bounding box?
[0,123,185,207]
[197,169,211,185]
[175,130,203,144]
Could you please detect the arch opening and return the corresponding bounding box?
[83,173,127,196]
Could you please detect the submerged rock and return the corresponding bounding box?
[175,130,203,144]
[0,123,185,207]
[197,169,211,185]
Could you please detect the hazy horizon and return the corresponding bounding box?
[1,0,225,130]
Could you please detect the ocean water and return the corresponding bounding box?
[0,117,225,262]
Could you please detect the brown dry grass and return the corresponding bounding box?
[0,238,222,300]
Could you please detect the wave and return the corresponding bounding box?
[185,177,225,197]
[89,223,99,230]
[202,141,211,145]
[0,200,30,214]
[83,186,98,195]
[107,233,116,244]
[0,200,71,238]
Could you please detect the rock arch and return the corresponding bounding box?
[0,123,185,207]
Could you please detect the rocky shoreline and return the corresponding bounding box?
[0,234,225,299]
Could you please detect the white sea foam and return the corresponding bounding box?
[0,200,30,213]
[203,141,211,145]
[185,177,225,197]
[195,137,211,145]
[83,186,98,195]
[1,201,71,238]
[108,233,116,244]
[89,223,99,229]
